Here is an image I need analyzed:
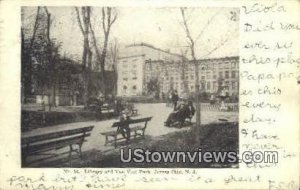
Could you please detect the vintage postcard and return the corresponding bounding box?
[0,0,299,189]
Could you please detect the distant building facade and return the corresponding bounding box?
[117,55,145,96]
[117,43,239,98]
[117,43,183,96]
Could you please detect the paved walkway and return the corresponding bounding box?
[22,103,238,152]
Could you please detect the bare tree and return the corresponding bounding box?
[110,39,119,96]
[21,7,41,103]
[180,7,201,134]
[88,7,117,97]
[180,7,235,141]
[89,18,101,72]
[75,7,92,108]
[43,7,57,109]
[100,7,117,97]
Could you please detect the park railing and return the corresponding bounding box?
[201,103,238,112]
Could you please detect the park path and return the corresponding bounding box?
[22,103,238,152]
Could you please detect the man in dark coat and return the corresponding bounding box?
[118,111,131,143]
[171,90,179,111]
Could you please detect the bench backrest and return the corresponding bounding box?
[22,126,94,145]
[111,117,152,128]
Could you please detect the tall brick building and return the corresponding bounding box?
[117,43,239,99]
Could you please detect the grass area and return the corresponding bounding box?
[61,122,239,168]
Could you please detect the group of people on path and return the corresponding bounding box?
[165,89,196,127]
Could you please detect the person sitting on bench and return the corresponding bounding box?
[118,111,131,143]
[164,100,195,127]
[186,100,195,121]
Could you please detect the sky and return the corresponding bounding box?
[22,7,239,60]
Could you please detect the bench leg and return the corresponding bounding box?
[78,143,83,159]
[69,145,73,166]
[104,135,108,146]
[114,135,117,148]
[134,130,137,139]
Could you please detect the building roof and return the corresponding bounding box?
[196,56,239,62]
[125,42,185,59]
[118,54,146,60]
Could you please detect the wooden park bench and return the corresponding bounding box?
[21,125,94,166]
[100,117,152,148]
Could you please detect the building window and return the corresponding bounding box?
[123,85,127,90]
[225,71,229,79]
[201,76,205,80]
[132,85,137,90]
[132,70,137,75]
[132,77,137,80]
[231,62,236,69]
[232,82,238,90]
[231,71,236,78]
[213,81,217,90]
[201,82,205,90]
[123,78,128,81]
[225,61,229,68]
[213,74,217,79]
[232,82,236,90]
[207,82,211,90]
[206,74,211,79]
[219,62,222,68]
[219,71,223,79]
[225,81,229,87]
[190,75,194,80]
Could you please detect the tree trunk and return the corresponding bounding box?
[83,7,91,108]
[87,49,92,97]
[100,33,109,97]
[191,46,201,144]
[194,62,201,128]
[82,35,89,108]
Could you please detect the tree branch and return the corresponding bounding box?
[199,37,229,59]
[110,9,118,26]
[89,21,102,65]
[180,7,197,63]
[75,7,85,35]
[102,7,107,34]
[194,9,222,44]
[29,7,41,50]
[44,7,51,43]
[180,8,194,47]
[107,7,111,30]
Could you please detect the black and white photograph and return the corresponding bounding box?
[21,6,239,168]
